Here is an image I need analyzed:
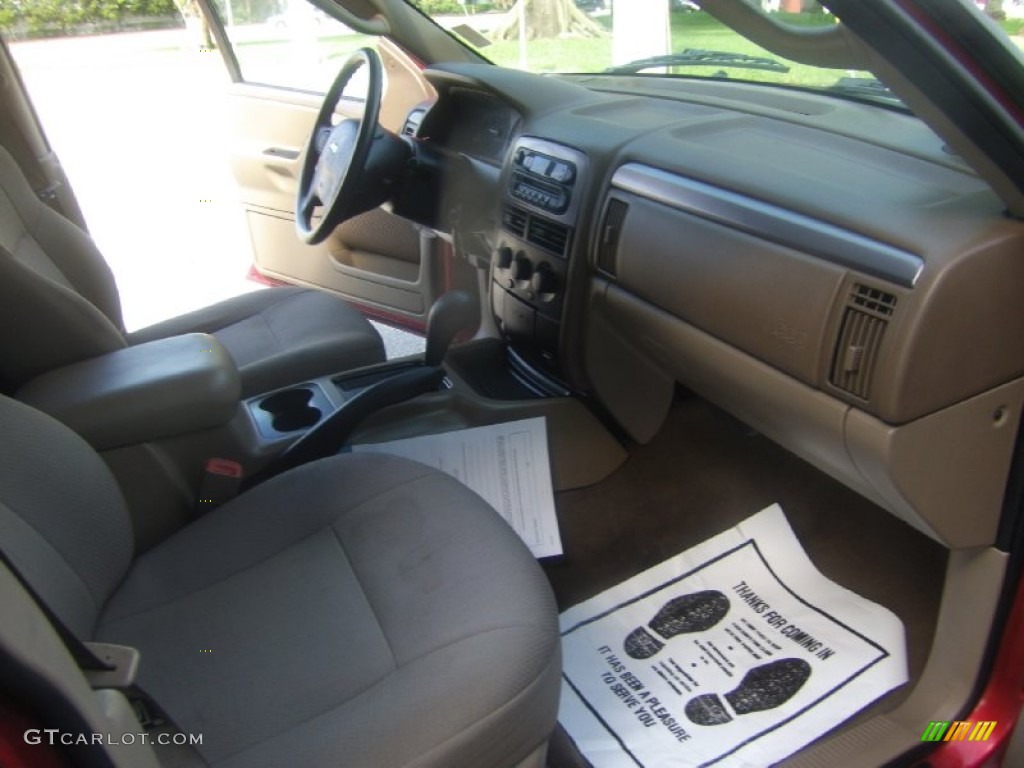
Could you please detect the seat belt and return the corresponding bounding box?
[0,544,212,767]
[0,545,167,724]
[0,545,116,675]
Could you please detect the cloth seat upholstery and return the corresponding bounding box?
[0,146,384,395]
[0,395,561,767]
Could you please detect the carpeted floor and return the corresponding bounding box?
[544,395,948,765]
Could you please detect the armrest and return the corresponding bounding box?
[17,334,240,450]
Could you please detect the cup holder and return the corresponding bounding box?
[258,387,322,433]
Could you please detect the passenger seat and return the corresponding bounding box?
[0,394,561,767]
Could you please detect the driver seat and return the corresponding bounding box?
[0,145,385,396]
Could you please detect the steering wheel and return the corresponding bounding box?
[296,48,407,245]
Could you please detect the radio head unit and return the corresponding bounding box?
[508,146,577,215]
[510,171,569,214]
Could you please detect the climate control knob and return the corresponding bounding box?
[495,246,514,270]
[512,254,533,282]
[531,262,558,294]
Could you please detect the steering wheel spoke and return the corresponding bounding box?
[297,185,319,218]
[314,125,333,154]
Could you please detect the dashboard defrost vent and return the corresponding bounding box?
[597,198,628,277]
[527,217,569,256]
[502,205,528,238]
[830,283,897,400]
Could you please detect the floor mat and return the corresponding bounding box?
[544,397,948,764]
[558,505,908,768]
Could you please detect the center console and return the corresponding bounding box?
[17,334,240,451]
[491,137,588,381]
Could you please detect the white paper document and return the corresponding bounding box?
[351,417,562,558]
[559,504,907,768]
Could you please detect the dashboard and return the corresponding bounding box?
[404,62,1024,552]
[421,86,520,164]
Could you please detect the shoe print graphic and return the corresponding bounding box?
[623,590,731,660]
[685,657,812,726]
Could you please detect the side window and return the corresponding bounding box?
[218,1,374,94]
[2,7,259,332]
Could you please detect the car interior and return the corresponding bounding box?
[1,0,1024,766]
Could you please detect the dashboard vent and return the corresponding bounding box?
[401,108,426,138]
[830,283,897,400]
[527,217,570,256]
[850,283,898,317]
[597,198,628,277]
[502,205,528,238]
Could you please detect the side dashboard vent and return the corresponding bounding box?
[850,282,898,317]
[596,198,628,277]
[527,217,570,256]
[401,108,426,137]
[830,283,898,400]
[502,205,528,238]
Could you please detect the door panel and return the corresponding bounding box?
[226,78,437,328]
[211,0,440,331]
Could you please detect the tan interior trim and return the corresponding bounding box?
[847,380,1024,547]
[349,386,628,492]
[589,281,1022,548]
[377,37,437,134]
[781,548,1008,768]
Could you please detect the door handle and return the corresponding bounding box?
[263,147,300,160]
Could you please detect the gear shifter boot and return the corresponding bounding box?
[425,290,478,367]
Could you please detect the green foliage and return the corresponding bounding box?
[1000,17,1024,34]
[485,10,860,85]
[0,0,180,37]
[409,0,467,15]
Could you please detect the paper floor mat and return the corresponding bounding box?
[558,504,907,768]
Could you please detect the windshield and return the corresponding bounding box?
[406,0,1024,108]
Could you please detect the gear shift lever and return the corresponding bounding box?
[245,291,479,489]
[424,290,478,367]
